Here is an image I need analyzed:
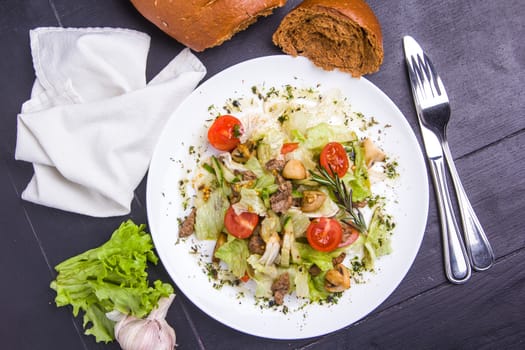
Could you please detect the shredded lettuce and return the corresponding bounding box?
[260,211,281,242]
[251,127,285,161]
[308,271,331,301]
[50,221,173,343]
[348,141,372,202]
[286,208,310,237]
[256,142,272,166]
[294,266,310,298]
[280,217,294,267]
[244,156,266,178]
[364,208,393,269]
[215,237,250,278]
[290,129,306,143]
[296,242,342,271]
[247,254,276,298]
[304,123,355,150]
[254,173,276,191]
[210,156,232,197]
[232,188,267,216]
[194,190,229,240]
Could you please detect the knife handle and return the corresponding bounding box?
[442,142,495,271]
[428,156,472,284]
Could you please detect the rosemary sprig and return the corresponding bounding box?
[309,166,368,233]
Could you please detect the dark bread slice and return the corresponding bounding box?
[272,0,383,77]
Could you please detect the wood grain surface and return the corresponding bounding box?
[1,0,524,349]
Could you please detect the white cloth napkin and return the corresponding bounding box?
[15,27,206,217]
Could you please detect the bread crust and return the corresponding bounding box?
[272,0,384,77]
[130,0,287,52]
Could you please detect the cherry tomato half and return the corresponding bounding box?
[207,115,243,151]
[320,142,349,177]
[306,217,343,252]
[338,224,360,248]
[281,142,299,154]
[224,206,259,239]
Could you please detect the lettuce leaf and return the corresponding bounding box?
[304,123,355,151]
[295,242,342,271]
[247,254,279,298]
[232,188,267,216]
[286,208,310,238]
[50,220,173,343]
[348,141,372,202]
[308,271,331,301]
[294,266,310,299]
[215,237,250,278]
[194,189,229,240]
[364,208,393,269]
[244,156,266,178]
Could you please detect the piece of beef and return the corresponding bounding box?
[248,234,266,255]
[271,273,290,305]
[179,207,196,237]
[353,200,368,208]
[241,170,258,181]
[229,185,241,204]
[309,264,322,277]
[270,175,292,213]
[265,158,286,172]
[332,252,346,266]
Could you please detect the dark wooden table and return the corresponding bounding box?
[2,1,524,349]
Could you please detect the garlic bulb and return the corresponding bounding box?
[109,294,176,350]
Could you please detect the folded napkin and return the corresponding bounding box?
[15,27,206,217]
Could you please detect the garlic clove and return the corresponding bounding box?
[114,294,177,350]
[147,294,175,320]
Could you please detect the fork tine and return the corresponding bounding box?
[433,70,449,100]
[407,54,427,105]
[408,50,450,108]
[412,54,436,99]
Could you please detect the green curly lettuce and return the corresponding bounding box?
[50,220,173,343]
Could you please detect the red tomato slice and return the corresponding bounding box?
[224,206,259,239]
[281,142,299,154]
[320,142,349,177]
[338,224,360,248]
[207,115,243,151]
[240,272,250,283]
[306,217,343,252]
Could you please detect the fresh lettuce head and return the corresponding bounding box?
[50,220,173,343]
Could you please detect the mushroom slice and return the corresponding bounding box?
[282,159,307,180]
[362,138,386,168]
[231,141,255,163]
[301,190,327,212]
[324,263,351,292]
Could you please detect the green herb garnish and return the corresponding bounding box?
[233,124,242,138]
[309,166,367,233]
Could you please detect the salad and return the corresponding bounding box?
[179,84,397,307]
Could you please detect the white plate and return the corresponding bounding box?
[146,55,429,339]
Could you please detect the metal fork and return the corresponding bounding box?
[403,36,495,279]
